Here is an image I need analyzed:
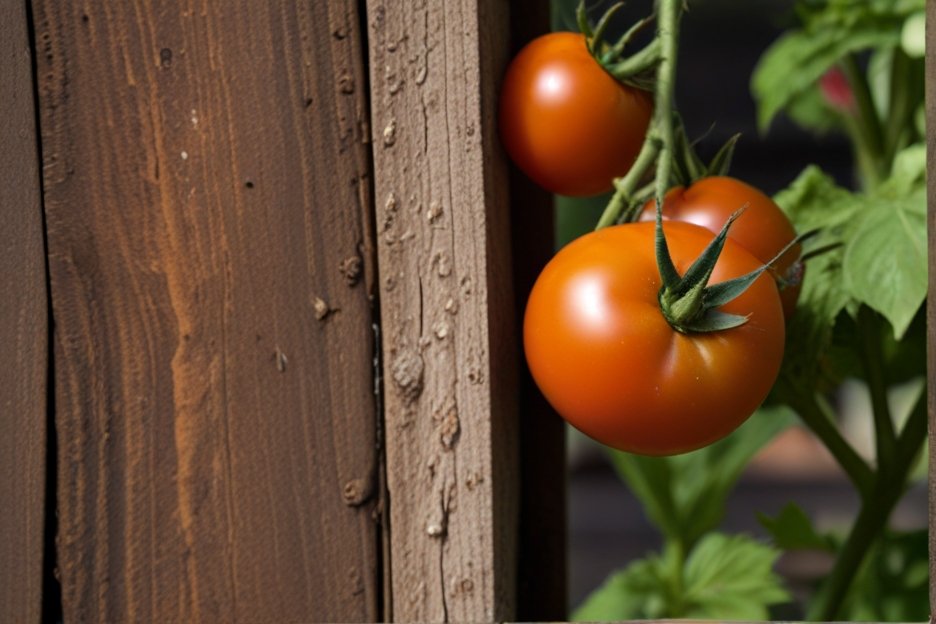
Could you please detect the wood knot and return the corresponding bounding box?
[437,401,460,450]
[383,120,397,146]
[313,296,332,321]
[340,255,363,286]
[342,478,373,507]
[338,73,355,94]
[391,350,424,405]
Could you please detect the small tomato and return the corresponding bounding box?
[499,32,652,197]
[641,176,801,317]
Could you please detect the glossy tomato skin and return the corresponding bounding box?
[524,221,785,456]
[499,32,652,197]
[640,176,801,316]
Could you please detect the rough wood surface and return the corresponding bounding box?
[365,1,518,620]
[0,0,49,621]
[33,2,380,621]
[927,0,936,615]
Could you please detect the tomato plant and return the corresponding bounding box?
[510,0,926,619]
[498,32,652,197]
[524,220,784,456]
[639,176,802,316]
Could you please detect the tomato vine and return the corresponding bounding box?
[502,0,927,619]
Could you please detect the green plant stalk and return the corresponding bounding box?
[882,49,913,167]
[662,537,687,617]
[781,381,874,499]
[841,54,886,187]
[596,138,661,229]
[806,394,927,621]
[651,0,679,208]
[858,307,896,469]
[840,113,883,191]
[596,0,682,228]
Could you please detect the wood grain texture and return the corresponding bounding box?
[927,0,936,615]
[506,1,567,619]
[0,0,48,622]
[365,1,518,620]
[33,2,380,621]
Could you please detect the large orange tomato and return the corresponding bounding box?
[499,32,652,197]
[524,221,785,456]
[640,176,801,316]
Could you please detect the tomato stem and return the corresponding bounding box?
[596,0,683,228]
[840,55,886,188]
[652,0,680,210]
[595,137,661,229]
[806,393,926,620]
[779,380,874,499]
[858,307,897,469]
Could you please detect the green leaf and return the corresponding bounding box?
[842,185,926,338]
[773,165,861,232]
[839,529,930,621]
[759,503,836,552]
[901,11,926,58]
[887,141,926,191]
[867,46,894,119]
[609,451,681,540]
[752,27,899,132]
[681,533,790,619]
[609,406,794,548]
[571,556,668,621]
[785,83,846,135]
[773,167,859,387]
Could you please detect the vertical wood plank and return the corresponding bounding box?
[0,0,48,622]
[33,2,380,621]
[365,1,518,620]
[926,0,936,615]
[507,1,568,618]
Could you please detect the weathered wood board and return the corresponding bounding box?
[0,0,49,621]
[33,2,381,620]
[365,0,520,620]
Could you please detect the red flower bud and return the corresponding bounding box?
[819,67,856,113]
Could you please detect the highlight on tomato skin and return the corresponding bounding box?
[498,31,652,197]
[523,220,785,456]
[639,176,802,317]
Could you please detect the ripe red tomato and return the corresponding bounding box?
[524,221,785,456]
[640,176,801,316]
[499,32,652,197]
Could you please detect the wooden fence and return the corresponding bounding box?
[1,0,933,622]
[1,0,565,621]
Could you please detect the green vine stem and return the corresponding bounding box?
[840,54,886,187]
[595,0,683,229]
[858,307,896,469]
[806,393,927,621]
[882,48,913,167]
[663,537,688,616]
[778,379,874,499]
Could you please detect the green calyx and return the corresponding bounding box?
[670,114,741,187]
[577,0,659,90]
[655,205,801,334]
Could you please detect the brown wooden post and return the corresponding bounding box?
[365,1,520,620]
[0,1,48,622]
[32,2,380,621]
